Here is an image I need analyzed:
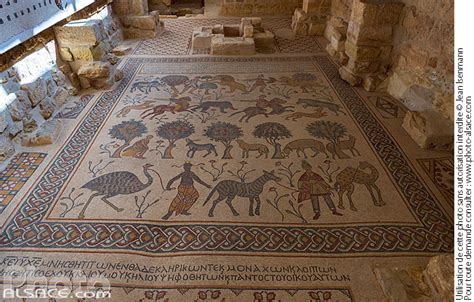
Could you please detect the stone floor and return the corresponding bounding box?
[0,17,453,301]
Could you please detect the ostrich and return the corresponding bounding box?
[77,163,163,219]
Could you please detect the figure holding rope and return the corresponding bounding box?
[297,161,343,220]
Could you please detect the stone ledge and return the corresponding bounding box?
[402,109,453,150]
[211,35,256,55]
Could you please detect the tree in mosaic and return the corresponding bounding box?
[306,121,351,159]
[205,122,243,159]
[109,120,147,158]
[253,122,292,159]
[156,120,195,159]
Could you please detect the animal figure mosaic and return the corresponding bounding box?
[141,97,191,119]
[235,139,270,159]
[285,108,327,121]
[204,170,282,217]
[122,135,153,159]
[334,161,385,211]
[191,101,237,113]
[212,75,248,93]
[160,75,190,96]
[78,164,161,219]
[116,101,156,118]
[186,139,218,158]
[326,135,360,159]
[130,81,162,93]
[267,98,294,115]
[231,107,268,122]
[297,99,346,116]
[279,73,322,93]
[283,139,327,158]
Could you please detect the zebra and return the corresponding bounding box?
[203,170,282,217]
[185,139,218,158]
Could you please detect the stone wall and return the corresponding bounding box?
[0,0,110,73]
[314,0,453,149]
[210,0,302,16]
[54,16,123,90]
[112,0,164,39]
[387,0,454,121]
[0,5,123,162]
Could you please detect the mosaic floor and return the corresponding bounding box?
[0,17,453,301]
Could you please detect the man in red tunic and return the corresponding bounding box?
[298,161,343,220]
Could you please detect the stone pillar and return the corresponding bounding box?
[324,0,352,64]
[338,0,404,90]
[54,19,123,90]
[112,0,164,40]
[291,0,331,36]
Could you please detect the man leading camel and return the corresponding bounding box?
[297,160,343,220]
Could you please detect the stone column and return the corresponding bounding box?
[112,0,164,39]
[292,0,332,36]
[338,0,404,91]
[54,19,123,90]
[324,0,352,64]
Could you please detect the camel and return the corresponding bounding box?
[334,161,385,211]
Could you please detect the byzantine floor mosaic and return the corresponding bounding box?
[0,17,453,302]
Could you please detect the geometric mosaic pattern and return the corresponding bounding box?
[0,152,46,214]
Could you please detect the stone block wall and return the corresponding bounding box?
[213,0,302,16]
[0,5,125,162]
[324,0,353,64]
[54,19,123,90]
[0,60,74,161]
[338,0,404,90]
[112,0,164,39]
[319,0,453,149]
[388,0,454,121]
[292,0,332,36]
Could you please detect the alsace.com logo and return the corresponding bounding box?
[1,265,111,299]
